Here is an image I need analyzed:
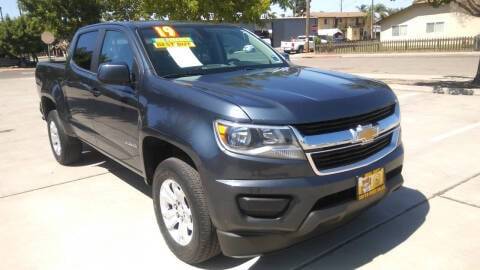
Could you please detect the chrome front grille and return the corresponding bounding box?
[310,133,393,170]
[291,103,401,175]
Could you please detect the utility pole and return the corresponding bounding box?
[371,0,375,39]
[18,2,22,16]
[305,0,310,53]
[340,0,343,12]
[0,7,3,22]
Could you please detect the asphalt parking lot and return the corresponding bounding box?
[1,67,479,270]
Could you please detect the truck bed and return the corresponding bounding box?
[36,61,66,88]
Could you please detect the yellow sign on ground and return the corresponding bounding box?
[153,37,196,49]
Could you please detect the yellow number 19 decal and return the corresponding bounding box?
[154,26,178,38]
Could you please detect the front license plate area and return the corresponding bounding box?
[357,168,386,200]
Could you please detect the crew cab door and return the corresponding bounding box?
[91,29,141,171]
[63,30,101,145]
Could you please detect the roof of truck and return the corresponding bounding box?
[79,21,240,31]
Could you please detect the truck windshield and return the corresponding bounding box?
[139,25,287,78]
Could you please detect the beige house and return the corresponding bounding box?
[311,12,367,40]
[379,1,480,41]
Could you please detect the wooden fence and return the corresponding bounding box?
[315,36,480,54]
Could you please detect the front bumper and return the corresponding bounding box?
[209,145,403,257]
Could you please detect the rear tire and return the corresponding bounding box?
[152,158,220,264]
[297,45,304,53]
[47,110,82,165]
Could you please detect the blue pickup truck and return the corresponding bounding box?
[35,22,403,264]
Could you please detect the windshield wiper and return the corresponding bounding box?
[162,70,206,79]
[161,65,231,79]
[162,64,282,78]
[162,65,238,78]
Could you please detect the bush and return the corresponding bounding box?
[0,15,44,61]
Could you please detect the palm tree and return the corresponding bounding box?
[357,3,393,21]
[357,3,393,39]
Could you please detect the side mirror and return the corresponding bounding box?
[280,52,290,61]
[98,62,130,85]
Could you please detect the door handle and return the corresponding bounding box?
[90,88,102,97]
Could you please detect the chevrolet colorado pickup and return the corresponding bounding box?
[36,22,403,264]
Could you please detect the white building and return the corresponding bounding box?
[378,1,480,41]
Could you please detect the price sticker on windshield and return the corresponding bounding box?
[153,37,196,49]
[152,26,196,49]
[154,26,179,38]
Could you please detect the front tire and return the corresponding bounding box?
[47,110,82,165]
[152,158,220,264]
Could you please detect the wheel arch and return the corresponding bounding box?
[141,135,200,185]
[40,95,56,119]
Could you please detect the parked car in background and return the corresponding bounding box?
[254,30,272,46]
[281,35,316,53]
[0,56,36,68]
[318,28,345,43]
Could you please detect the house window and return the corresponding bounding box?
[324,18,328,24]
[339,18,343,22]
[436,22,445,32]
[392,25,408,36]
[426,22,445,33]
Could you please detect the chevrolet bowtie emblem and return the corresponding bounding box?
[351,124,379,143]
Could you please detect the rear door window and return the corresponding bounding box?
[73,31,99,71]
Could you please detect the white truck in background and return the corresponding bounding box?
[281,35,318,54]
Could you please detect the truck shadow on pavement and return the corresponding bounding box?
[81,146,153,197]
[84,148,429,270]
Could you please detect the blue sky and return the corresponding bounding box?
[271,0,414,16]
[0,0,20,18]
[0,0,413,19]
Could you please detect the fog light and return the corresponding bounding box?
[238,196,290,218]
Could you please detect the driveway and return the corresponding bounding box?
[1,68,479,269]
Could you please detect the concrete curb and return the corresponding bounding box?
[388,83,480,96]
[292,51,480,59]
[0,67,35,72]
[353,73,474,82]
[349,73,480,96]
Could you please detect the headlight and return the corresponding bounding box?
[214,120,305,160]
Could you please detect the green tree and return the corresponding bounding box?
[101,0,147,21]
[273,0,310,16]
[143,0,271,23]
[357,4,387,18]
[18,0,103,40]
[422,0,479,14]
[357,3,399,27]
[0,15,44,61]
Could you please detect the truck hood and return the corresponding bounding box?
[175,66,397,124]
